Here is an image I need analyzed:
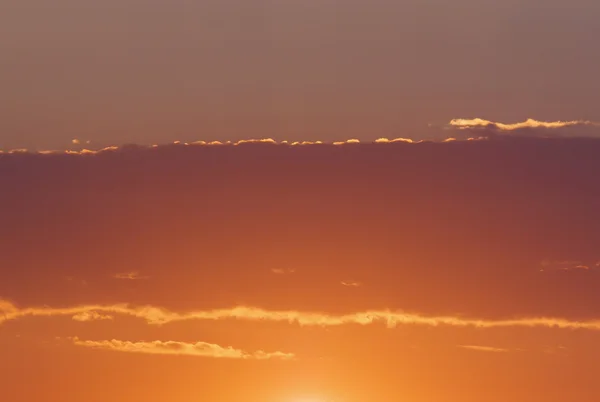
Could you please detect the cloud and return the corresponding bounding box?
[282,140,323,146]
[4,299,600,332]
[271,268,296,275]
[374,137,417,143]
[72,311,113,322]
[113,272,149,280]
[4,127,600,155]
[0,139,394,155]
[341,281,362,287]
[70,337,294,360]
[458,345,509,353]
[539,260,597,272]
[569,265,590,271]
[449,118,600,131]
[333,139,360,145]
[234,138,277,146]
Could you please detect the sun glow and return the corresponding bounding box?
[290,396,337,402]
[291,399,326,402]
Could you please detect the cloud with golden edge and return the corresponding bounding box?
[287,140,323,146]
[458,345,509,353]
[333,139,360,145]
[374,137,416,143]
[0,135,525,155]
[340,281,362,287]
[234,138,277,146]
[4,299,600,332]
[70,337,294,360]
[449,118,600,131]
[5,128,600,155]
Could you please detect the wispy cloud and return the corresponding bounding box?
[72,311,113,322]
[113,272,149,280]
[4,299,600,332]
[449,118,599,131]
[539,260,597,272]
[458,345,509,353]
[341,281,362,287]
[71,337,294,360]
[271,268,296,275]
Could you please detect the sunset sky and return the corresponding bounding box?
[3,2,600,402]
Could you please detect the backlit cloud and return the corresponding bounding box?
[458,345,509,353]
[4,300,600,332]
[449,118,600,131]
[0,139,391,154]
[72,311,114,322]
[374,137,417,143]
[71,337,294,360]
[333,139,360,145]
[5,128,600,155]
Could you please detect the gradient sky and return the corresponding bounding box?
[3,137,600,401]
[2,0,600,149]
[3,2,600,402]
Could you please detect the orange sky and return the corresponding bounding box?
[2,137,600,401]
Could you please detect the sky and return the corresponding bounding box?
[3,135,600,402]
[2,0,600,149]
[3,2,600,402]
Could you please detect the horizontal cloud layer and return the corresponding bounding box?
[71,337,294,360]
[449,118,600,131]
[3,300,600,332]
[458,345,509,353]
[3,118,600,154]
[0,139,386,155]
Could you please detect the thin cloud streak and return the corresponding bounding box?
[270,268,296,275]
[449,118,600,131]
[3,300,600,332]
[113,272,149,280]
[458,345,510,353]
[0,137,460,155]
[4,126,600,154]
[71,337,294,360]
